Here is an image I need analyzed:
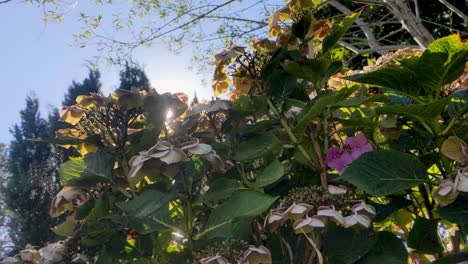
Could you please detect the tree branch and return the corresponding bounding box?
[382,0,434,48]
[327,0,383,53]
[437,0,468,23]
[0,0,12,4]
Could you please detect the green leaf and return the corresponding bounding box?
[333,96,370,107]
[249,159,284,188]
[345,67,420,96]
[371,197,412,222]
[417,34,468,95]
[437,195,468,224]
[323,228,376,264]
[75,200,95,220]
[357,231,408,264]
[202,190,277,239]
[59,150,114,186]
[52,220,76,237]
[407,217,444,254]
[447,88,468,118]
[291,14,312,40]
[432,253,468,264]
[267,69,297,98]
[376,99,450,121]
[340,150,428,196]
[283,58,330,84]
[296,88,355,132]
[232,133,281,161]
[116,189,173,218]
[86,195,114,220]
[80,221,114,247]
[321,12,360,55]
[239,120,279,136]
[296,95,339,132]
[203,178,243,203]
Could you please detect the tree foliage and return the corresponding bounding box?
[62,69,102,106]
[2,97,61,249]
[118,62,151,91]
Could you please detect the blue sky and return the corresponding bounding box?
[0,1,214,143]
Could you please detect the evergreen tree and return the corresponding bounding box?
[63,69,102,106]
[118,61,150,91]
[0,143,15,256]
[3,97,59,248]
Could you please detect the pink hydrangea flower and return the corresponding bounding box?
[346,134,373,159]
[326,147,353,174]
[326,134,373,174]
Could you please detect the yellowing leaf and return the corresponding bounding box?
[441,136,467,162]
[59,106,84,125]
[76,143,98,156]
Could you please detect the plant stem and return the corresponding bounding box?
[418,184,433,219]
[302,230,323,264]
[267,99,321,184]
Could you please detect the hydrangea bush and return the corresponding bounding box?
[2,0,467,263]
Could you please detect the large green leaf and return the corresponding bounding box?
[417,35,468,95]
[116,189,173,218]
[371,197,412,222]
[345,67,420,96]
[249,159,284,188]
[283,57,330,84]
[357,231,408,264]
[447,88,468,118]
[203,178,243,203]
[232,133,281,161]
[437,195,468,224]
[321,12,360,55]
[52,220,77,237]
[202,190,277,239]
[376,99,450,121]
[59,150,114,186]
[267,69,297,98]
[407,217,444,254]
[296,95,339,132]
[323,228,376,264]
[340,150,428,196]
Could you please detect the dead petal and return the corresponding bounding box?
[160,147,188,164]
[317,206,344,226]
[242,245,272,264]
[180,139,199,150]
[149,149,170,158]
[188,143,213,155]
[456,167,468,192]
[200,255,230,264]
[282,202,313,220]
[351,201,376,216]
[344,214,371,228]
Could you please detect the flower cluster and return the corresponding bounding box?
[194,240,271,264]
[49,186,87,217]
[433,137,468,206]
[1,241,73,264]
[128,138,224,182]
[326,134,373,174]
[265,185,375,234]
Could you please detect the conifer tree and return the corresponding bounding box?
[118,61,150,91]
[3,97,59,248]
[63,69,102,106]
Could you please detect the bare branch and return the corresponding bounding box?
[203,15,267,25]
[327,0,383,53]
[382,0,434,48]
[437,0,468,23]
[0,0,12,4]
